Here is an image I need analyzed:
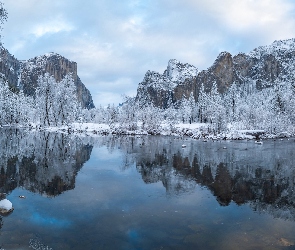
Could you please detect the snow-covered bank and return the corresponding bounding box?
[26,122,293,140]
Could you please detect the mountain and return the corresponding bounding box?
[136,59,198,108]
[0,46,94,109]
[136,38,295,108]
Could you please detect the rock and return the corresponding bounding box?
[254,141,263,145]
[0,199,13,215]
[135,38,295,108]
[278,238,294,247]
[0,46,94,109]
[135,59,197,108]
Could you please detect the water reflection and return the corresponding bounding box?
[0,132,295,249]
[1,131,295,221]
[97,136,295,221]
[0,129,93,196]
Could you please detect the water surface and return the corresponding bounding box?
[0,130,295,249]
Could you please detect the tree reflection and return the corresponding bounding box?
[0,129,92,196]
[106,136,295,221]
[0,132,294,221]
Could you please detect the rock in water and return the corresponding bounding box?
[0,199,13,215]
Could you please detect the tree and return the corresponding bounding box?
[205,82,226,133]
[224,83,238,123]
[36,74,56,126]
[118,96,138,131]
[139,104,162,133]
[55,74,79,125]
[0,2,7,43]
[36,73,79,127]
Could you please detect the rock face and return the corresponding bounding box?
[136,38,295,108]
[0,46,94,109]
[136,59,198,108]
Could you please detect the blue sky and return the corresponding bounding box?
[2,0,295,106]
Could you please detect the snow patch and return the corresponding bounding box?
[0,199,13,214]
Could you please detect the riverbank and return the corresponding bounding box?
[31,122,291,140]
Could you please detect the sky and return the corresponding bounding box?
[2,0,295,107]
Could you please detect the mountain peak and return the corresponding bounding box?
[249,38,295,59]
[165,59,198,82]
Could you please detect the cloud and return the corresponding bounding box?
[2,0,295,106]
[31,18,74,38]
[184,0,295,40]
[120,16,145,35]
[89,77,137,107]
[92,92,124,107]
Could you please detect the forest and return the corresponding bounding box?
[1,71,294,138]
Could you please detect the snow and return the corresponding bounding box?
[174,123,205,130]
[41,123,111,136]
[249,38,295,59]
[20,52,73,72]
[71,122,109,130]
[139,59,198,92]
[4,118,295,141]
[32,122,265,141]
[166,59,198,82]
[236,130,265,134]
[0,199,13,212]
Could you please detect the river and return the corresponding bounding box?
[0,130,295,249]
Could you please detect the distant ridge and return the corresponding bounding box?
[136,38,295,108]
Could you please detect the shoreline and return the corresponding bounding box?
[2,122,292,141]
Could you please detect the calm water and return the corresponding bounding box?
[0,130,295,249]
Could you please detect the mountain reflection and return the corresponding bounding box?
[101,136,295,221]
[0,129,93,196]
[1,131,295,221]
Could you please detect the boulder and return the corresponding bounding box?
[0,199,13,215]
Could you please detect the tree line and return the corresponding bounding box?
[1,71,295,136]
[82,80,295,136]
[0,73,79,127]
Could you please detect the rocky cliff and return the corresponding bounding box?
[0,46,94,109]
[136,59,198,108]
[136,38,295,108]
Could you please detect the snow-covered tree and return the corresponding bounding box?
[54,74,79,125]
[36,73,79,127]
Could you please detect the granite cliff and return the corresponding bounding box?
[136,38,295,108]
[0,46,94,109]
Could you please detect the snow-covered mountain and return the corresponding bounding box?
[136,38,295,108]
[136,59,198,108]
[0,46,94,109]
